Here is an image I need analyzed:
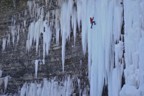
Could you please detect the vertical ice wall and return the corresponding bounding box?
[80,0,124,96]
[18,0,124,95]
[2,0,144,96]
[120,0,144,96]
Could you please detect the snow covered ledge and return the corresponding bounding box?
[120,0,144,96]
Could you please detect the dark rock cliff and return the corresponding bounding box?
[0,0,89,95]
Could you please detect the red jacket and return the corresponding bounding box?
[90,17,94,23]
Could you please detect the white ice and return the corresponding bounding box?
[4,76,9,91]
[1,0,144,96]
[2,38,6,51]
[60,0,73,71]
[120,0,144,96]
[25,0,124,95]
[34,60,39,78]
[42,20,52,60]
[19,76,74,96]
[0,70,2,77]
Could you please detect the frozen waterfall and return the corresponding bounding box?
[1,0,144,96]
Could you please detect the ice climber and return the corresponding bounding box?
[90,17,96,29]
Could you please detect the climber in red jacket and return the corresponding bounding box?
[90,17,96,29]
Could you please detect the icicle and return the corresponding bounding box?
[43,20,52,60]
[26,6,44,53]
[16,25,20,43]
[34,18,43,53]
[61,35,66,72]
[11,26,16,45]
[2,38,6,51]
[4,76,9,91]
[66,0,73,40]
[24,20,26,28]
[71,8,77,46]
[0,70,2,77]
[26,22,35,52]
[7,34,10,45]
[60,2,67,72]
[60,0,73,71]
[76,0,82,30]
[81,0,88,55]
[34,60,39,78]
[77,78,82,96]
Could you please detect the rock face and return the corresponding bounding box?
[0,0,89,95]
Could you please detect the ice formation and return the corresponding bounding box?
[1,0,144,96]
[4,76,9,91]
[26,1,52,61]
[0,70,2,77]
[120,0,144,96]
[20,77,74,96]
[25,0,124,95]
[34,60,39,78]
[2,38,6,51]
